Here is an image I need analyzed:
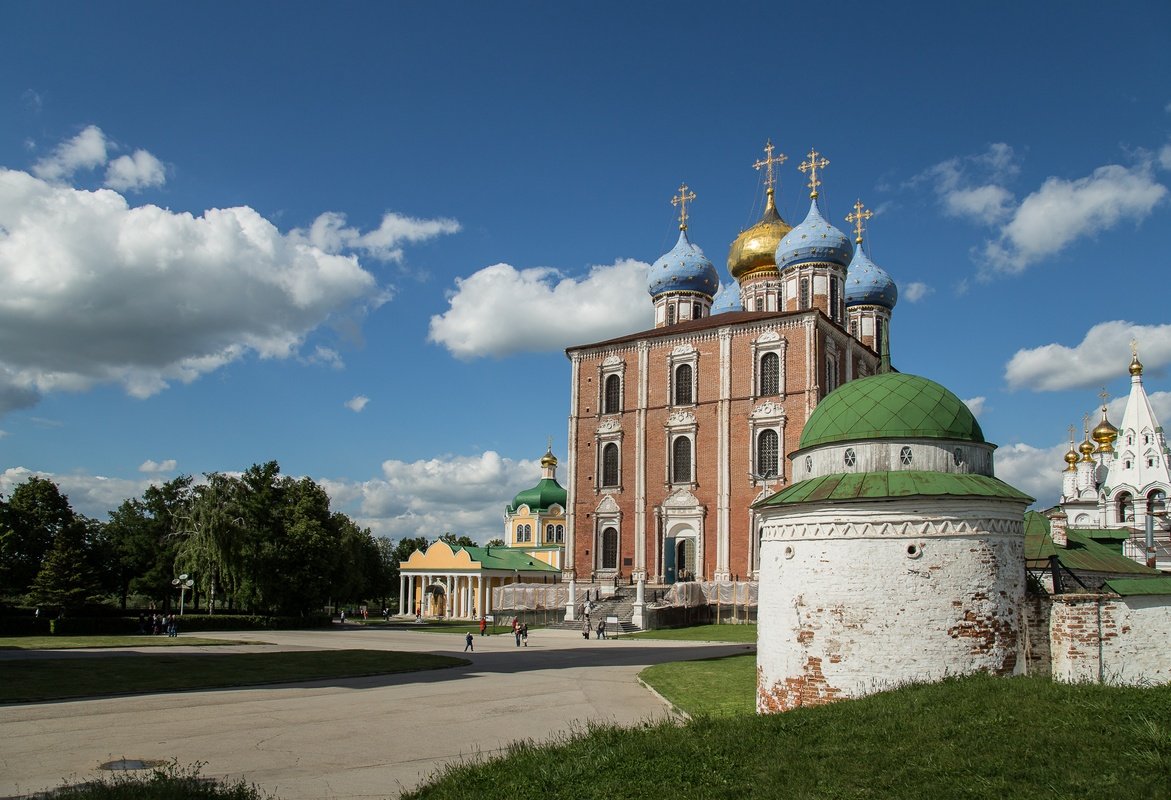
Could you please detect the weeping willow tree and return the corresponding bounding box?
[175,474,245,613]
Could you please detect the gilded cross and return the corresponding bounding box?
[753,139,787,193]
[546,435,553,452]
[798,148,829,198]
[1131,338,1138,357]
[671,183,697,230]
[1083,414,1090,435]
[1068,424,1076,444]
[846,199,873,244]
[1099,387,1110,406]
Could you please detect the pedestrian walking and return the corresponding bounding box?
[479,616,487,636]
[464,632,474,652]
[597,620,607,640]
[521,623,529,646]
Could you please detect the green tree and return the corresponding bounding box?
[485,538,506,548]
[176,473,246,613]
[29,519,100,609]
[439,532,477,548]
[0,477,77,598]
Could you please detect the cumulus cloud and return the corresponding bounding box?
[1005,321,1171,392]
[983,163,1166,273]
[104,149,166,192]
[1161,143,1171,171]
[916,143,1019,224]
[295,210,460,263]
[345,395,369,413]
[994,442,1065,507]
[0,167,396,414]
[0,466,163,519]
[428,259,653,359]
[32,125,109,182]
[903,282,932,302]
[138,459,177,473]
[320,450,541,541]
[964,396,986,417]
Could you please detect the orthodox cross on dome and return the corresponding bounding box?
[1083,414,1091,436]
[1131,338,1139,357]
[798,148,829,198]
[671,183,697,230]
[1068,424,1076,444]
[753,139,787,196]
[546,435,553,452]
[1099,387,1110,406]
[846,199,873,244]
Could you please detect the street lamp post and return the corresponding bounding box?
[172,574,195,615]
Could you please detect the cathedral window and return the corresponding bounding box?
[604,374,622,414]
[555,524,564,542]
[760,352,780,396]
[825,355,839,393]
[693,302,702,320]
[516,523,532,543]
[850,319,858,339]
[755,296,764,312]
[799,278,810,310]
[875,318,885,352]
[1149,490,1168,515]
[667,304,676,326]
[601,527,618,570]
[601,442,620,487]
[953,448,965,466]
[899,446,913,466]
[672,435,693,483]
[756,429,779,479]
[545,523,554,541]
[674,363,694,406]
[805,455,813,473]
[844,447,856,467]
[1117,492,1134,523]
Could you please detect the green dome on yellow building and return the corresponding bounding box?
[507,449,567,513]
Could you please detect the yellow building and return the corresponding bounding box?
[397,448,566,619]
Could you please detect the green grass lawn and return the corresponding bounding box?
[624,623,757,643]
[0,635,257,650]
[405,674,1171,799]
[640,653,755,716]
[0,650,468,704]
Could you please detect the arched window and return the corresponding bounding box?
[603,374,621,414]
[545,524,554,541]
[601,527,618,569]
[1147,489,1167,515]
[826,356,839,393]
[757,429,779,478]
[799,278,810,310]
[1117,492,1134,523]
[601,442,619,487]
[674,363,693,406]
[672,436,692,483]
[555,524,564,542]
[755,296,764,312]
[760,352,780,396]
[667,304,676,326]
[693,302,701,320]
[850,319,859,338]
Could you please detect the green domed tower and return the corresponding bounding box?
[504,447,568,566]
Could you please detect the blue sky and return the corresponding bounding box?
[1,1,1170,541]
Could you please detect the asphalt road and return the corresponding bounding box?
[0,626,751,799]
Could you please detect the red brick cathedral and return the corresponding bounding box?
[562,145,897,600]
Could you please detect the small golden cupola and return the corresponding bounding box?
[1091,391,1118,454]
[1078,416,1096,462]
[727,140,792,284]
[1064,427,1080,472]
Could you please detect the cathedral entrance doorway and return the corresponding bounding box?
[425,584,447,618]
[662,534,696,583]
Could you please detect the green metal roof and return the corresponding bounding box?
[1023,511,1160,576]
[458,545,560,572]
[799,373,985,449]
[755,471,1032,508]
[507,478,567,514]
[1103,577,1171,596]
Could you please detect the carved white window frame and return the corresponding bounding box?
[668,343,699,407]
[749,401,787,486]
[595,418,623,494]
[664,410,697,489]
[594,496,622,575]
[751,330,787,399]
[598,355,626,416]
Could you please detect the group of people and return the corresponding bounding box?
[137,612,179,637]
[464,617,531,652]
[582,611,607,640]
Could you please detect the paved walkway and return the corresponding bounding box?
[0,627,752,799]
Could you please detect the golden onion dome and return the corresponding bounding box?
[727,189,792,281]
[1130,352,1144,376]
[1079,437,1095,461]
[1063,447,1079,471]
[1092,410,1118,452]
[540,448,557,469]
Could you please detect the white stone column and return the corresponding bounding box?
[565,578,577,622]
[564,353,581,584]
[631,576,646,629]
[635,340,649,577]
[715,327,732,581]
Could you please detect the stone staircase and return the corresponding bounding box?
[530,586,640,634]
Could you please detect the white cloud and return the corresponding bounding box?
[138,459,177,473]
[428,259,653,359]
[917,143,1019,225]
[0,167,391,414]
[1005,321,1171,391]
[345,395,369,413]
[104,149,166,192]
[32,125,108,181]
[304,346,344,369]
[296,210,460,263]
[1159,143,1171,171]
[944,184,1015,223]
[994,442,1065,508]
[983,163,1166,273]
[964,396,986,417]
[320,450,542,542]
[903,281,932,302]
[0,466,163,519]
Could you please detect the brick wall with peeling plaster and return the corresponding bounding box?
[1046,593,1171,685]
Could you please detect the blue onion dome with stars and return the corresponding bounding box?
[775,148,853,271]
[775,196,853,271]
[846,244,898,309]
[710,281,744,314]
